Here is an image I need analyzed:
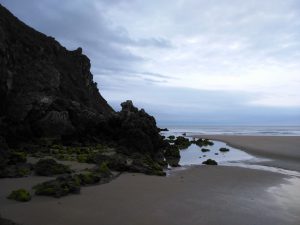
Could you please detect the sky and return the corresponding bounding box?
[1,0,300,125]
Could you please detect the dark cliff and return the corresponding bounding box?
[0,4,166,159]
[0,4,112,144]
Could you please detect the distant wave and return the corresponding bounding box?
[161,126,300,136]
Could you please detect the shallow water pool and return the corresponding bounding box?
[179,140,254,166]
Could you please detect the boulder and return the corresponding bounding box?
[33,175,81,198]
[202,159,218,165]
[219,147,230,152]
[7,189,31,202]
[174,136,191,149]
[34,159,71,176]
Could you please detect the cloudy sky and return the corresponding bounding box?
[2,0,300,125]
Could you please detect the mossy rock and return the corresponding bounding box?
[16,167,31,177]
[0,164,32,178]
[34,159,71,176]
[7,189,31,202]
[166,157,180,167]
[219,147,230,152]
[76,154,89,163]
[74,172,100,185]
[168,135,175,140]
[164,145,180,158]
[97,162,112,178]
[174,136,191,149]
[33,175,80,198]
[201,148,210,152]
[193,139,214,147]
[8,152,27,164]
[202,159,218,165]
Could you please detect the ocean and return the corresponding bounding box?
[159,125,300,136]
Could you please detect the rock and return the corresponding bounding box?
[0,5,168,177]
[164,145,180,158]
[8,151,27,164]
[74,172,100,185]
[7,189,31,202]
[0,164,32,178]
[33,175,81,198]
[34,159,71,176]
[202,159,218,165]
[168,135,175,140]
[219,147,230,152]
[174,136,191,149]
[164,145,181,167]
[159,128,169,131]
[201,148,210,152]
[192,138,214,147]
[96,162,112,178]
[0,4,113,145]
[166,157,181,167]
[0,148,32,178]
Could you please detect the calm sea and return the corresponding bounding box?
[159,125,300,136]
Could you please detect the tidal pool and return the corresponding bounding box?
[179,140,254,166]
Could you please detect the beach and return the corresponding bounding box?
[1,135,300,225]
[194,135,300,171]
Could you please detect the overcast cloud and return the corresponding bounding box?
[1,0,300,125]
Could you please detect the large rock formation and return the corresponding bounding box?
[0,4,114,145]
[0,4,168,168]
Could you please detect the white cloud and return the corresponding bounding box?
[2,0,300,124]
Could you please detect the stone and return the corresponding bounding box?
[7,189,31,202]
[202,159,218,165]
[34,159,71,176]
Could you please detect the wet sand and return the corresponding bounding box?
[1,166,300,225]
[194,135,300,171]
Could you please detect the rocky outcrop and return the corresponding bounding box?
[0,4,169,176]
[98,100,166,155]
[0,4,113,145]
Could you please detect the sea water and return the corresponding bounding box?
[161,129,300,177]
[160,125,300,136]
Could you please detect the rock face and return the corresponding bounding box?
[0,4,167,167]
[0,4,113,145]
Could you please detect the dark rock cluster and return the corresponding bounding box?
[0,4,169,176]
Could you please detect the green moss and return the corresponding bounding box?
[7,189,31,202]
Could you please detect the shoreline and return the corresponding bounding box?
[1,166,299,225]
[193,135,300,171]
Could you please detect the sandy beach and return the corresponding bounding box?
[1,166,299,225]
[1,136,300,225]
